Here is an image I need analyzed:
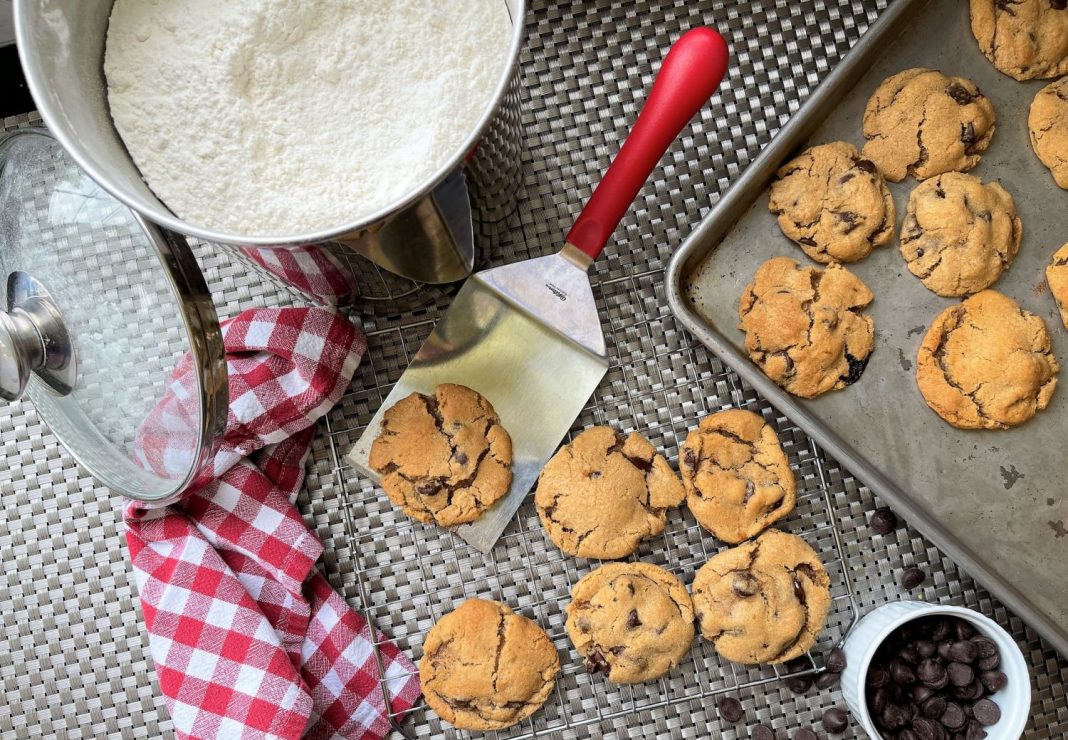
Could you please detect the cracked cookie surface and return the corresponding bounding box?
[680,409,797,544]
[1029,77,1068,189]
[768,141,895,263]
[970,0,1068,81]
[861,68,996,182]
[916,290,1059,429]
[692,529,831,665]
[535,426,685,559]
[738,256,875,399]
[369,383,512,526]
[565,562,694,683]
[420,598,560,731]
[900,172,1022,297]
[1046,242,1068,327]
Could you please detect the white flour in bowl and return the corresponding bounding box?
[104,0,511,236]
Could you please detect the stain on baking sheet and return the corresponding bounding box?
[999,464,1023,490]
[897,348,912,371]
[907,325,925,337]
[1049,520,1067,539]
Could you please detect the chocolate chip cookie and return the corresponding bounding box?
[692,529,832,665]
[768,141,896,263]
[369,383,512,526]
[916,290,1060,429]
[861,68,996,182]
[420,598,560,731]
[1047,242,1068,327]
[738,256,875,399]
[565,562,694,683]
[680,409,796,544]
[970,0,1068,81]
[535,426,685,559]
[900,172,1022,297]
[1029,76,1068,189]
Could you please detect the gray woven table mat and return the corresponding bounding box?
[1,1,1066,739]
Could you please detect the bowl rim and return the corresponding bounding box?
[14,0,528,246]
[850,604,1031,740]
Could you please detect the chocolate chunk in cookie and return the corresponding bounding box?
[1046,242,1068,328]
[768,141,896,263]
[692,529,831,665]
[738,256,875,399]
[861,68,996,182]
[565,562,694,683]
[970,0,1068,81]
[369,383,512,526]
[680,409,796,544]
[420,599,559,731]
[535,426,685,559]
[1029,77,1068,189]
[916,290,1059,429]
[900,172,1022,297]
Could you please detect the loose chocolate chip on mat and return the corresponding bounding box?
[825,647,847,673]
[717,697,744,723]
[793,729,818,740]
[815,670,841,690]
[785,674,814,695]
[869,507,898,535]
[972,698,1001,726]
[751,724,776,740]
[821,707,848,733]
[900,567,927,589]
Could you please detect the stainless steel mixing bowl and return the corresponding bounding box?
[13,0,526,290]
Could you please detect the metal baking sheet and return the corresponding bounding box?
[667,0,1068,657]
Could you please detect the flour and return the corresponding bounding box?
[104,0,511,236]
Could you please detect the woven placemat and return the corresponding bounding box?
[1,1,1067,738]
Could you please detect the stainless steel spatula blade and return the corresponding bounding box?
[348,28,729,553]
[347,245,607,552]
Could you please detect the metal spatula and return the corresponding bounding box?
[348,27,729,553]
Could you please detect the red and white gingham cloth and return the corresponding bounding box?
[126,307,420,739]
[240,246,358,306]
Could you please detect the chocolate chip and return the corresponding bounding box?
[900,567,927,589]
[416,480,442,496]
[913,716,942,740]
[916,640,937,659]
[970,637,997,659]
[955,621,977,641]
[794,730,818,740]
[454,451,468,465]
[947,83,976,105]
[684,448,696,469]
[922,694,947,718]
[838,172,856,184]
[938,641,955,661]
[717,696,744,723]
[900,729,919,740]
[835,210,860,230]
[584,652,609,674]
[798,236,818,247]
[931,620,952,642]
[942,702,967,730]
[869,507,899,535]
[870,686,889,713]
[979,670,1007,693]
[785,673,814,695]
[913,685,935,704]
[971,698,1000,726]
[826,647,847,673]
[793,577,807,604]
[977,653,1000,671]
[966,719,989,740]
[733,572,759,597]
[948,662,974,687]
[821,707,848,733]
[891,660,917,686]
[816,670,841,690]
[855,159,878,173]
[1052,0,1067,9]
[751,724,776,740]
[842,352,869,385]
[867,665,890,689]
[625,454,653,472]
[881,703,906,729]
[626,609,642,629]
[917,659,948,689]
[899,643,921,665]
[948,641,978,664]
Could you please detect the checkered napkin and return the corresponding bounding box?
[125,307,420,739]
[240,246,358,306]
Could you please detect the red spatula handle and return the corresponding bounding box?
[564,27,729,261]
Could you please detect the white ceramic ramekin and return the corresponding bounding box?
[840,601,1031,739]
